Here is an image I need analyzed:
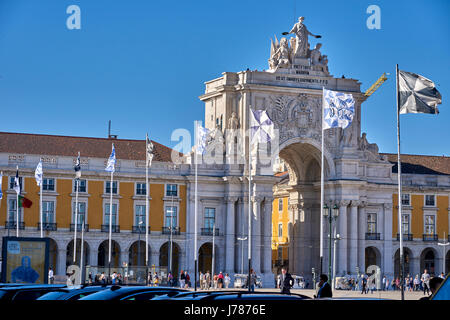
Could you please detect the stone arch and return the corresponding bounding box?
[420,247,438,275]
[159,241,181,276]
[98,240,121,267]
[365,246,382,273]
[394,247,413,277]
[128,240,150,267]
[66,239,90,269]
[198,242,219,275]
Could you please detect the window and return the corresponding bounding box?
[135,205,146,226]
[424,215,435,235]
[401,214,410,234]
[9,176,23,190]
[278,199,283,212]
[104,204,118,225]
[74,179,87,192]
[278,223,283,238]
[164,206,177,228]
[367,213,377,233]
[401,194,410,206]
[425,195,435,206]
[8,199,23,222]
[204,208,215,229]
[72,202,86,224]
[166,184,178,197]
[277,247,283,261]
[42,201,55,223]
[136,183,146,195]
[105,181,118,194]
[43,178,55,191]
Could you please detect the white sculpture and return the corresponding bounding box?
[288,16,321,58]
[228,112,240,130]
[269,37,291,70]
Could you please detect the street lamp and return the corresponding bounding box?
[437,232,449,275]
[237,237,248,275]
[332,233,341,289]
[323,203,339,286]
[138,220,143,268]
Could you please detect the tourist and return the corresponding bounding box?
[180,269,185,288]
[48,267,54,284]
[224,273,231,289]
[421,269,431,295]
[419,276,443,300]
[279,267,294,295]
[314,274,332,299]
[218,271,224,289]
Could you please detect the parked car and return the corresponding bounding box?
[0,284,66,301]
[153,290,311,300]
[79,285,188,300]
[37,285,110,300]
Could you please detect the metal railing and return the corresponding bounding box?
[162,226,180,235]
[422,234,438,241]
[37,222,57,231]
[365,232,380,240]
[396,233,413,241]
[201,227,219,236]
[5,221,25,230]
[101,224,120,233]
[70,224,89,232]
[132,225,151,234]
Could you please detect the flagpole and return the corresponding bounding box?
[108,169,113,278]
[74,178,79,263]
[320,88,325,275]
[194,121,199,292]
[40,160,43,238]
[80,214,85,284]
[396,64,405,301]
[248,109,252,293]
[146,134,150,271]
[16,166,19,238]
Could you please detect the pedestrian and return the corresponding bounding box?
[314,274,332,298]
[88,272,93,284]
[279,267,294,295]
[147,272,152,286]
[224,273,231,289]
[218,271,224,289]
[153,272,159,286]
[413,275,420,291]
[99,272,106,284]
[213,273,218,289]
[180,269,185,288]
[111,271,117,285]
[205,271,211,289]
[185,271,190,288]
[382,276,386,291]
[48,267,54,284]
[395,277,400,291]
[421,269,430,295]
[361,274,367,294]
[248,269,257,292]
[168,271,173,287]
[439,272,445,279]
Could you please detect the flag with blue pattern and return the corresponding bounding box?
[323,88,355,130]
[105,144,116,173]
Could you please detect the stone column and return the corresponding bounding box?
[358,202,367,274]
[383,203,394,277]
[186,196,196,273]
[57,249,66,276]
[236,197,247,274]
[337,200,350,275]
[349,201,359,275]
[251,196,262,274]
[287,203,297,273]
[262,198,273,274]
[225,196,237,274]
[89,243,98,267]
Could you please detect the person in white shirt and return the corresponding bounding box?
[48,267,54,284]
[421,269,431,295]
[224,273,231,288]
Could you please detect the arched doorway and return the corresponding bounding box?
[277,139,332,276]
[420,248,436,275]
[159,242,180,276]
[394,248,412,277]
[128,241,148,267]
[98,240,120,267]
[198,242,219,274]
[365,246,381,273]
[66,239,90,269]
[48,238,58,273]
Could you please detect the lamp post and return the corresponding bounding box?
[237,236,248,275]
[323,203,339,286]
[332,233,341,289]
[437,232,449,275]
[138,220,143,268]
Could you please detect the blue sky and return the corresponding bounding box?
[0,0,448,156]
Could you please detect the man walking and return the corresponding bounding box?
[314,274,332,298]
[279,267,294,294]
[48,267,54,284]
[421,269,431,295]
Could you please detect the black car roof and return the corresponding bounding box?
[0,284,66,291]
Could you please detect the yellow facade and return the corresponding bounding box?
[271,197,289,263]
[0,176,186,232]
[392,193,449,238]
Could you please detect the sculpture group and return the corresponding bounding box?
[268,17,328,73]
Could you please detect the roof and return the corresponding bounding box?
[0,132,178,162]
[381,153,450,176]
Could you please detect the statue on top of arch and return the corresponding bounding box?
[268,16,328,73]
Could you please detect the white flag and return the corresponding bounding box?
[105,144,116,173]
[35,160,43,187]
[322,88,355,130]
[74,152,81,178]
[146,133,154,167]
[13,167,20,195]
[0,172,3,200]
[196,124,209,155]
[250,109,275,144]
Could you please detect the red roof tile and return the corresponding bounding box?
[381,153,450,175]
[0,132,179,162]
